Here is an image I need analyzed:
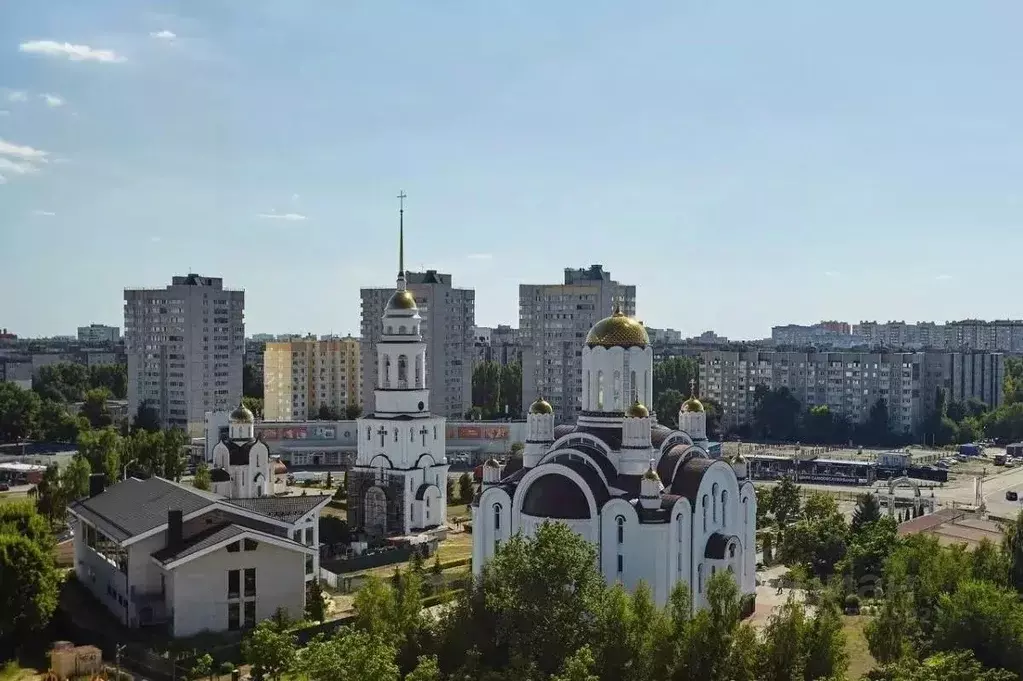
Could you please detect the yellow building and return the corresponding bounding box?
[263,336,361,421]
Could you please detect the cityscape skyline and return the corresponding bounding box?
[5,2,1023,338]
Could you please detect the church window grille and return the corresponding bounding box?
[743,497,749,525]
[729,543,736,559]
[613,371,621,409]
[366,427,371,441]
[383,355,392,388]
[597,371,604,409]
[630,370,637,403]
[712,484,718,523]
[721,490,728,526]
[415,357,422,387]
[434,426,438,439]
[617,555,623,575]
[410,428,414,442]
[394,429,398,442]
[398,355,408,386]
[616,515,625,545]
[702,495,708,532]
[493,504,502,531]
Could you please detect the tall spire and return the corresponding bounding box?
[397,190,407,285]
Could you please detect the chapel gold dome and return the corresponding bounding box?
[584,307,649,349]
[681,396,705,413]
[230,403,254,423]
[529,397,554,415]
[627,401,650,418]
[386,289,417,311]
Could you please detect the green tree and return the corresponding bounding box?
[551,645,599,681]
[0,502,54,547]
[299,628,398,681]
[471,361,503,417]
[802,405,837,444]
[780,492,848,579]
[499,363,522,417]
[306,579,328,622]
[88,364,127,399]
[0,532,60,656]
[769,476,801,530]
[870,650,1017,681]
[1002,510,1023,593]
[243,396,264,419]
[243,363,264,399]
[353,571,426,671]
[132,400,161,432]
[652,356,699,403]
[34,465,66,523]
[405,655,441,681]
[0,382,41,443]
[971,537,1009,586]
[344,403,363,419]
[860,397,895,446]
[189,653,213,681]
[60,455,92,501]
[851,492,882,534]
[76,427,122,483]
[317,403,341,420]
[931,579,1023,672]
[161,428,189,480]
[753,386,802,441]
[193,463,211,491]
[242,619,297,681]
[653,388,685,427]
[37,399,83,443]
[32,362,89,403]
[702,397,723,439]
[458,472,474,504]
[81,387,114,428]
[1004,357,1023,406]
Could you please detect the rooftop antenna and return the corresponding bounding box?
[397,190,406,280]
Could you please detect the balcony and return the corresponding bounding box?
[130,587,170,625]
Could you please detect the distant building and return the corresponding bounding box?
[473,324,521,367]
[519,265,636,422]
[771,322,862,348]
[77,324,121,344]
[124,274,245,435]
[263,335,360,421]
[647,328,683,344]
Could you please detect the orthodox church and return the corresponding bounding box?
[210,404,286,498]
[346,198,451,537]
[471,309,757,610]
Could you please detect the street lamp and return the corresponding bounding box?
[122,459,136,481]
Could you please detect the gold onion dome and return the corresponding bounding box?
[230,403,254,423]
[529,397,554,415]
[642,460,661,482]
[386,288,417,311]
[627,401,649,418]
[585,306,649,349]
[681,396,704,413]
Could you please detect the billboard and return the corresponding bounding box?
[446,424,510,441]
[257,426,308,441]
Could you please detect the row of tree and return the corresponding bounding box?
[33,362,127,403]
[0,503,60,661]
[242,522,849,681]
[469,362,522,420]
[0,380,126,444]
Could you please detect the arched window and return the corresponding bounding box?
[415,356,422,387]
[393,428,398,442]
[410,428,414,442]
[383,355,392,388]
[728,543,736,559]
[493,503,502,531]
[616,515,625,545]
[399,325,406,335]
[698,564,704,593]
[584,371,590,408]
[434,426,438,439]
[743,497,749,525]
[397,355,408,385]
[630,370,637,403]
[366,426,371,441]
[702,495,708,532]
[712,483,719,523]
[644,370,650,404]
[721,490,728,526]
[597,371,604,409]
[676,513,685,575]
[613,371,621,409]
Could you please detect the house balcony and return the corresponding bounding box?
[130,587,171,626]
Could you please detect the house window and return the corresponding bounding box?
[306,556,313,575]
[244,568,256,597]
[293,529,301,542]
[721,490,728,526]
[244,600,256,628]
[697,564,703,594]
[702,495,708,532]
[712,483,718,523]
[616,515,625,545]
[228,570,240,599]
[227,541,241,553]
[304,527,314,545]
[617,555,623,574]
[228,603,240,631]
[244,539,258,551]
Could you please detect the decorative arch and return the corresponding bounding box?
[539,447,613,487]
[369,454,394,469]
[414,453,437,468]
[550,431,612,457]
[659,432,695,457]
[887,476,921,497]
[398,355,409,385]
[511,463,601,527]
[364,486,388,535]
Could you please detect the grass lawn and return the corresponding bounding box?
[0,492,30,506]
[843,615,876,679]
[0,659,46,681]
[435,532,472,563]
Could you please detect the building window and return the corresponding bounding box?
[398,355,408,385]
[702,495,708,532]
[597,370,604,409]
[305,527,314,545]
[244,568,256,597]
[616,515,625,545]
[227,541,240,553]
[494,538,501,554]
[228,603,240,631]
[383,355,391,387]
[728,543,736,559]
[617,554,623,574]
[493,503,502,531]
[630,370,637,403]
[712,483,718,523]
[613,371,621,409]
[366,426,371,441]
[721,490,728,526]
[433,426,437,439]
[244,539,258,551]
[697,564,703,594]
[228,570,240,599]
[394,428,398,442]
[244,600,256,628]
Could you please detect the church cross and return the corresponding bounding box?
[377,426,387,447]
[420,426,429,446]
[689,378,696,397]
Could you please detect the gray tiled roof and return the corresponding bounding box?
[69,477,216,541]
[151,523,246,564]
[225,494,330,522]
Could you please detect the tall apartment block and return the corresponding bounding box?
[698,349,1004,436]
[473,325,522,366]
[263,335,360,420]
[360,270,475,418]
[124,274,245,435]
[78,324,121,344]
[519,265,636,422]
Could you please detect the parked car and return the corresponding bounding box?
[0,483,9,492]
[1007,491,1018,502]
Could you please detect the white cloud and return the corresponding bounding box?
[256,212,307,221]
[19,40,125,63]
[0,138,49,161]
[6,91,28,103]
[935,274,953,281]
[467,253,493,260]
[824,271,840,278]
[40,93,64,107]
[31,210,56,217]
[150,30,177,40]
[0,157,38,175]
[151,236,162,242]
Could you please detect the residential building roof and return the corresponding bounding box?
[224,495,330,522]
[151,523,247,564]
[69,477,215,542]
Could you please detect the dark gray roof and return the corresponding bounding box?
[69,477,216,541]
[705,532,737,560]
[211,467,231,483]
[669,458,717,506]
[521,473,592,519]
[151,523,246,564]
[223,439,261,466]
[224,495,329,522]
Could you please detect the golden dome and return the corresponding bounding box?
[584,307,649,349]
[627,401,649,418]
[230,404,254,423]
[529,397,553,415]
[642,459,661,482]
[681,396,704,413]
[386,289,417,311]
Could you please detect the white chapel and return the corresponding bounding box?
[209,404,279,498]
[471,308,757,610]
[346,197,451,537]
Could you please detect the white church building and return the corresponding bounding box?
[346,199,451,537]
[471,308,757,610]
[209,404,287,498]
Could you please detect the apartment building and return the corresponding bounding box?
[124,274,245,435]
[647,328,683,344]
[771,323,865,348]
[263,335,360,420]
[850,319,1023,352]
[360,270,474,418]
[473,325,521,367]
[78,324,121,344]
[519,265,636,422]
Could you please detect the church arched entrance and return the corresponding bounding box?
[364,486,388,536]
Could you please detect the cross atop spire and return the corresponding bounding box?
[397,190,407,281]
[689,378,697,397]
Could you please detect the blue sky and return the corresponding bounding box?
[3,1,1023,340]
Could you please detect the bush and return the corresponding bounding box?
[844,593,860,614]
[218,662,236,676]
[739,593,756,619]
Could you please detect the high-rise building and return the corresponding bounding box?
[124,273,245,434]
[263,335,361,421]
[519,265,636,422]
[360,270,475,419]
[77,324,121,344]
[472,324,521,367]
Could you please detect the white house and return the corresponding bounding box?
[471,307,757,610]
[346,206,451,537]
[68,472,330,637]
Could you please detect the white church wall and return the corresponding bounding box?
[689,460,742,611]
[474,487,513,575]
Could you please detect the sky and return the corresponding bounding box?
[3,1,1023,340]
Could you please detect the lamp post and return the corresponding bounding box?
[122,459,136,481]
